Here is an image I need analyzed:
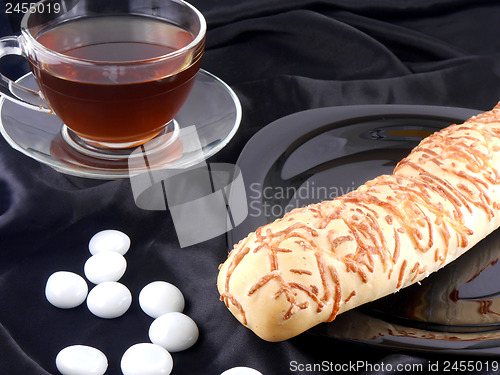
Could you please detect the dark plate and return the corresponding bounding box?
[227,105,500,355]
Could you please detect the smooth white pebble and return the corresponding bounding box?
[84,251,127,284]
[88,230,130,255]
[121,343,173,375]
[45,271,88,309]
[55,345,108,375]
[139,281,185,318]
[86,281,132,318]
[149,312,199,352]
[220,368,263,375]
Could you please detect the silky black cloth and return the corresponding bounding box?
[1,1,500,374]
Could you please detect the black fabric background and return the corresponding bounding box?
[1,1,500,374]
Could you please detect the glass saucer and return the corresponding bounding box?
[0,69,242,179]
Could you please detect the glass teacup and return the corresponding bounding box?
[0,0,206,150]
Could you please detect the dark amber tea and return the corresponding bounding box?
[29,15,203,147]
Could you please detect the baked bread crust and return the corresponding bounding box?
[217,103,500,342]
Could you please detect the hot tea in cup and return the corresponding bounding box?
[0,0,206,150]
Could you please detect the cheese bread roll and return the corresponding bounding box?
[218,103,500,341]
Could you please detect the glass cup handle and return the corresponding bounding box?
[0,35,51,113]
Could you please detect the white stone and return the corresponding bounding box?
[86,281,132,318]
[149,312,199,352]
[121,343,173,375]
[220,368,263,375]
[139,281,185,318]
[55,345,108,375]
[88,230,130,255]
[45,271,88,309]
[84,251,127,284]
